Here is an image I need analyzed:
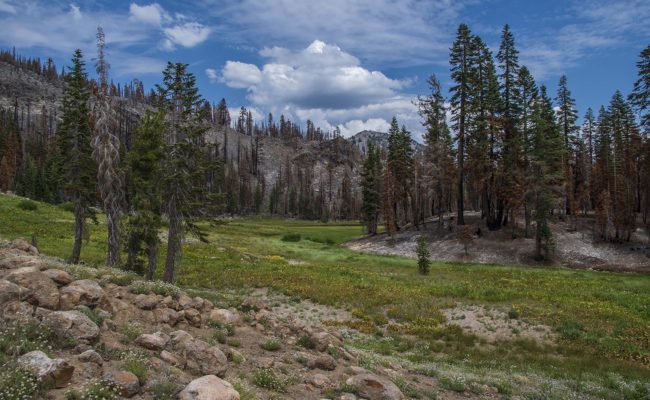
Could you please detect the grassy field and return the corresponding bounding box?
[2,194,650,397]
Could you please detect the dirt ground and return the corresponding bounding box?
[345,212,650,273]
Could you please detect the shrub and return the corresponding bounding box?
[508,306,520,320]
[226,338,241,347]
[0,365,39,400]
[80,308,108,326]
[147,381,180,400]
[108,273,140,286]
[281,233,301,242]
[0,321,54,358]
[58,201,75,213]
[121,350,149,385]
[120,325,142,344]
[252,368,286,392]
[416,236,430,275]
[439,376,466,392]
[17,199,38,211]
[558,320,584,340]
[260,339,281,351]
[297,335,316,349]
[74,379,118,400]
[129,281,179,298]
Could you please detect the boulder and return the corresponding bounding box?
[0,255,47,270]
[309,354,337,371]
[170,330,194,346]
[78,349,104,365]
[312,330,343,352]
[184,308,202,327]
[309,373,331,388]
[59,279,105,310]
[177,293,193,310]
[103,370,140,397]
[160,350,185,367]
[208,308,241,325]
[134,293,158,310]
[42,269,73,286]
[241,298,268,311]
[178,375,240,400]
[10,239,39,255]
[17,351,74,388]
[0,279,21,305]
[1,300,34,321]
[345,374,404,400]
[6,269,59,310]
[42,310,100,344]
[177,338,227,376]
[136,331,170,350]
[153,307,180,326]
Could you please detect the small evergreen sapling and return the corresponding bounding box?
[416,236,430,275]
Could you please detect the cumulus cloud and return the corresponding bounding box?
[205,68,218,83]
[0,0,16,14]
[163,22,211,48]
[217,40,421,137]
[69,4,82,21]
[129,3,169,26]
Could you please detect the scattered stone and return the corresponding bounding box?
[136,331,170,350]
[10,239,39,255]
[184,308,202,327]
[209,308,241,325]
[78,349,103,365]
[346,374,404,400]
[1,300,34,321]
[42,269,72,286]
[59,279,105,310]
[135,293,158,310]
[160,350,185,367]
[103,370,140,398]
[0,279,21,305]
[178,338,228,376]
[241,297,268,311]
[309,354,337,371]
[42,310,100,344]
[339,394,357,400]
[0,255,47,270]
[170,330,194,346]
[178,375,240,400]
[6,269,59,310]
[309,373,331,388]
[256,356,275,369]
[17,350,74,388]
[177,293,193,309]
[153,307,180,326]
[312,330,343,352]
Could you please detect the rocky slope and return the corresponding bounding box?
[0,238,418,400]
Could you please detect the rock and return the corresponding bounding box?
[170,330,194,346]
[98,296,129,314]
[256,357,274,369]
[135,293,158,310]
[208,308,241,325]
[178,375,240,400]
[312,330,343,352]
[241,298,268,311]
[153,307,180,326]
[340,394,357,400]
[1,300,34,322]
[176,338,228,376]
[345,374,404,400]
[184,308,202,327]
[149,357,164,370]
[101,319,117,331]
[59,279,105,310]
[177,293,193,309]
[223,348,245,363]
[34,307,51,320]
[78,349,103,365]
[103,370,140,397]
[0,255,47,270]
[42,269,72,286]
[136,331,170,350]
[309,354,337,371]
[17,350,74,388]
[0,279,21,305]
[10,239,39,255]
[160,350,185,367]
[42,310,100,344]
[190,296,205,310]
[6,269,59,310]
[309,373,331,388]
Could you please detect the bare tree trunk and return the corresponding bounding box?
[163,195,181,283]
[146,240,159,281]
[71,195,83,264]
[524,203,531,238]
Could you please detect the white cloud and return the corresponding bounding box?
[205,68,218,83]
[129,3,169,26]
[163,22,211,48]
[217,40,421,137]
[0,0,16,14]
[69,4,82,21]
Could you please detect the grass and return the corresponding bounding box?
[1,194,650,394]
[260,339,281,351]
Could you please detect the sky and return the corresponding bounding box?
[0,0,648,140]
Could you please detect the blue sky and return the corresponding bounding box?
[0,0,648,139]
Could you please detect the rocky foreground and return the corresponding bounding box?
[0,239,409,400]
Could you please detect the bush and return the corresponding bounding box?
[252,368,286,392]
[147,381,180,400]
[260,339,281,351]
[281,233,301,242]
[297,334,316,349]
[108,273,140,287]
[0,365,39,400]
[121,350,149,385]
[58,201,75,213]
[17,199,37,211]
[0,321,54,358]
[129,281,179,298]
[439,376,466,392]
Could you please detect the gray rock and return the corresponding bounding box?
[42,310,100,344]
[17,350,74,388]
[0,279,21,305]
[6,269,59,310]
[59,279,105,310]
[103,370,140,397]
[10,239,39,255]
[208,308,241,325]
[78,349,104,365]
[345,374,404,400]
[178,375,240,400]
[42,269,72,286]
[136,331,170,350]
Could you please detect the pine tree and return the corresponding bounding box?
[92,26,123,267]
[126,110,165,278]
[386,117,414,227]
[629,44,650,129]
[556,75,578,216]
[155,62,211,282]
[530,86,563,260]
[449,23,475,225]
[361,142,382,234]
[58,49,96,264]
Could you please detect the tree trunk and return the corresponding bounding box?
[524,203,531,238]
[106,210,120,267]
[146,240,159,281]
[163,196,181,283]
[70,194,83,264]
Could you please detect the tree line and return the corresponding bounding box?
[361,25,649,260]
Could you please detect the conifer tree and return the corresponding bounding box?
[386,117,414,227]
[155,62,210,282]
[629,44,650,129]
[92,26,123,267]
[556,75,578,215]
[361,142,382,234]
[126,110,165,278]
[416,236,430,275]
[449,23,475,225]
